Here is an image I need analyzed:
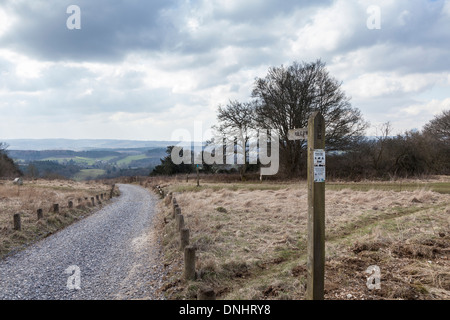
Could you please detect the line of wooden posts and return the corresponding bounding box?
[12,184,116,231]
[160,186,216,301]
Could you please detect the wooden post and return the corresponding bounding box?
[173,204,180,219]
[53,203,59,213]
[13,213,21,231]
[91,197,95,206]
[110,184,115,198]
[196,165,200,187]
[176,214,185,232]
[37,208,43,220]
[175,213,181,229]
[180,228,190,250]
[184,246,196,281]
[306,111,326,300]
[165,193,172,206]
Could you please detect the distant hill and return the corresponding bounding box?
[1,139,204,180]
[3,139,178,151]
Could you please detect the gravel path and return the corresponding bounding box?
[0,184,166,300]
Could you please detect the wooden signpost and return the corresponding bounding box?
[306,111,326,300]
[288,112,326,300]
[196,164,200,187]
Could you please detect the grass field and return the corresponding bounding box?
[42,156,118,165]
[151,175,450,300]
[116,154,149,166]
[0,179,115,259]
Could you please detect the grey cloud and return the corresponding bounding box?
[190,0,332,25]
[2,85,195,117]
[332,1,450,73]
[0,0,334,63]
[0,0,178,62]
[1,0,448,73]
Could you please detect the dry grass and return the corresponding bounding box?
[153,175,450,300]
[0,178,115,259]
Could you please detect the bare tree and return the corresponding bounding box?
[251,60,368,175]
[371,122,392,173]
[422,109,450,173]
[213,100,257,180]
[423,109,450,142]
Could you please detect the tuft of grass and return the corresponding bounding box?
[215,206,227,213]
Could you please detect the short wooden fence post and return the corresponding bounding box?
[176,214,185,232]
[184,246,196,281]
[37,208,43,220]
[13,213,21,231]
[180,228,190,251]
[110,184,115,198]
[173,204,180,219]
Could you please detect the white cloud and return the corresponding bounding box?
[0,7,14,37]
[443,0,450,16]
[401,98,450,117]
[0,49,52,80]
[289,0,360,54]
[344,72,447,99]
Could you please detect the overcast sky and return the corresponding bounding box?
[0,0,449,141]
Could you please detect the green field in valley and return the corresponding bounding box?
[115,154,149,166]
[42,156,119,165]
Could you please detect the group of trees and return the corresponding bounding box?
[327,111,449,179]
[151,146,194,176]
[150,145,261,177]
[23,161,81,180]
[151,59,448,180]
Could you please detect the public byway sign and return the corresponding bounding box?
[288,128,308,141]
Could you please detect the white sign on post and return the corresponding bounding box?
[288,128,308,141]
[313,149,326,182]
